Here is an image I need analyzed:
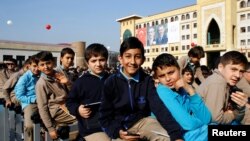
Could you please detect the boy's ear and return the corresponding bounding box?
[118,55,122,63]
[218,63,224,71]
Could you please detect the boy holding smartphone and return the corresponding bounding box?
[66,43,110,141]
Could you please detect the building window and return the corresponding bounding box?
[193,34,197,39]
[171,46,174,51]
[3,55,13,61]
[187,45,190,50]
[139,25,141,28]
[193,12,197,18]
[147,23,150,27]
[181,15,185,20]
[136,25,138,29]
[248,39,250,45]
[182,45,185,50]
[147,58,150,62]
[182,25,185,30]
[186,14,190,20]
[165,47,168,52]
[248,13,250,19]
[161,48,164,52]
[241,40,246,45]
[248,52,250,58]
[175,56,179,60]
[182,35,185,40]
[16,56,25,68]
[147,49,150,53]
[240,14,246,21]
[186,24,190,29]
[156,48,158,52]
[143,23,146,28]
[175,46,178,51]
[165,18,168,23]
[171,17,174,22]
[241,27,246,33]
[186,35,190,40]
[193,23,197,28]
[248,0,250,7]
[161,19,164,24]
[248,26,250,32]
[156,21,158,25]
[152,48,155,52]
[152,21,155,26]
[175,16,178,21]
[240,1,246,8]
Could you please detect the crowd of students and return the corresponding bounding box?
[0,36,250,141]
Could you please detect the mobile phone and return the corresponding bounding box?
[84,101,101,108]
[230,86,243,94]
[127,131,140,136]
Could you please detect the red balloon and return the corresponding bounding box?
[46,24,51,30]
[191,42,195,47]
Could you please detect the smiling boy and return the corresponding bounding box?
[99,37,183,141]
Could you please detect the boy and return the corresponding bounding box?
[3,58,30,108]
[99,37,183,141]
[55,47,77,91]
[178,46,205,86]
[14,55,40,141]
[152,53,211,141]
[0,58,17,99]
[197,51,248,125]
[35,51,76,140]
[66,43,110,141]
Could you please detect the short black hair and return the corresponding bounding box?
[120,37,145,59]
[36,51,54,62]
[152,53,179,72]
[188,46,205,58]
[60,47,75,57]
[84,43,108,62]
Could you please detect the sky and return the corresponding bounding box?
[0,0,196,52]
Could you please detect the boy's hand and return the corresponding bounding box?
[119,130,140,141]
[175,79,195,96]
[230,91,248,108]
[54,72,69,84]
[78,105,91,118]
[49,130,58,140]
[5,100,12,107]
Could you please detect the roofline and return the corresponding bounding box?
[116,14,143,22]
[0,39,71,47]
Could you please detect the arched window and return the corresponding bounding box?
[181,15,185,20]
[136,25,138,29]
[143,23,146,28]
[156,21,159,25]
[240,1,246,8]
[193,12,197,18]
[139,25,141,28]
[175,16,178,21]
[161,19,164,24]
[165,18,168,23]
[186,14,190,20]
[171,17,174,22]
[152,21,155,26]
[123,29,132,41]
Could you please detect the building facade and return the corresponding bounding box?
[0,40,87,68]
[117,0,250,69]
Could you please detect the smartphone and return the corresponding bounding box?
[84,101,101,108]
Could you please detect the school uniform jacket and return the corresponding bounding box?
[66,72,110,137]
[99,69,183,140]
[196,69,245,124]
